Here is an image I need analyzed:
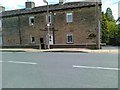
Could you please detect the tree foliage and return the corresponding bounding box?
[107,21,119,38]
[105,8,115,22]
[102,7,119,44]
[101,14,109,43]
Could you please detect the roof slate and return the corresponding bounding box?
[1,2,101,17]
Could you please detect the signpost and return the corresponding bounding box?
[43,0,50,49]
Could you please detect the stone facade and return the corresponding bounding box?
[0,6,5,45]
[2,2,102,48]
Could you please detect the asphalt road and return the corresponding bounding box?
[1,52,119,88]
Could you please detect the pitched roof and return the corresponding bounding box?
[1,2,102,17]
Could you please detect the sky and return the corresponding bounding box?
[0,0,119,20]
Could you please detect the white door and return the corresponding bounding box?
[49,34,53,45]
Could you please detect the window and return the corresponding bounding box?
[67,34,73,43]
[46,14,52,24]
[48,15,51,23]
[66,12,73,22]
[40,38,44,43]
[31,37,35,43]
[29,17,35,26]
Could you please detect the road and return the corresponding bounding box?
[0,52,119,88]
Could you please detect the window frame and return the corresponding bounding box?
[66,12,73,23]
[46,14,52,24]
[29,16,35,26]
[30,36,35,43]
[66,34,74,43]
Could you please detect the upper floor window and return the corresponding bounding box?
[46,14,52,24]
[66,12,73,23]
[29,17,35,26]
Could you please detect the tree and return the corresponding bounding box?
[101,13,109,43]
[107,21,118,38]
[116,24,120,38]
[105,8,115,22]
[102,7,119,45]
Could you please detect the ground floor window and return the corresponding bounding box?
[30,36,35,43]
[67,34,73,43]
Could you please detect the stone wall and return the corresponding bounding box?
[54,7,97,44]
[2,5,102,47]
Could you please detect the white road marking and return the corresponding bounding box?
[7,61,37,65]
[73,65,120,71]
[0,61,37,65]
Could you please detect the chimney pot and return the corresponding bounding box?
[0,6,5,13]
[59,0,66,5]
[25,1,35,9]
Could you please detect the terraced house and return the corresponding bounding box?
[1,0,102,49]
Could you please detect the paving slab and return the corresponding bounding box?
[0,46,119,54]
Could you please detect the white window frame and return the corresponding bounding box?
[30,35,35,43]
[46,14,52,24]
[29,16,35,26]
[67,34,73,43]
[66,12,73,23]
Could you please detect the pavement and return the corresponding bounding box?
[0,46,119,54]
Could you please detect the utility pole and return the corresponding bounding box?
[47,2,50,49]
[51,11,55,44]
[43,0,50,49]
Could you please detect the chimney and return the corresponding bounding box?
[25,0,35,9]
[0,6,5,13]
[59,0,66,5]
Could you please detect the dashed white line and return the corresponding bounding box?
[0,61,37,65]
[73,65,119,71]
[7,61,37,65]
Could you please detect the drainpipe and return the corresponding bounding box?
[18,15,22,45]
[95,1,100,49]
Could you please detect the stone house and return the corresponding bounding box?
[1,0,102,49]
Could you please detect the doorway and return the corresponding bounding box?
[40,38,45,49]
[49,34,53,45]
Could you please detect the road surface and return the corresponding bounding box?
[0,52,119,88]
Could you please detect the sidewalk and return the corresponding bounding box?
[0,46,119,54]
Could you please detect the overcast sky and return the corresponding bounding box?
[0,0,119,20]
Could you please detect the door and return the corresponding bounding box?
[49,34,53,45]
[40,38,45,49]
